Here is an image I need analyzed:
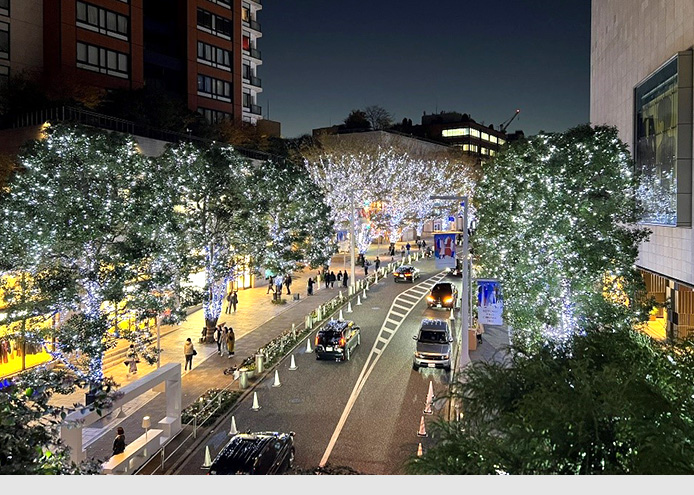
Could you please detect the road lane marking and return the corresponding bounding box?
[319,271,446,467]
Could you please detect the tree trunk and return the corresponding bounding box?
[204,318,217,343]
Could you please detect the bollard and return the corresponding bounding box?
[292,323,296,339]
[305,315,312,329]
[239,370,248,389]
[255,354,265,374]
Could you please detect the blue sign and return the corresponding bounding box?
[477,279,504,325]
[434,233,456,269]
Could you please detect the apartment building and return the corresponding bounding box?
[591,0,694,340]
[3,0,262,125]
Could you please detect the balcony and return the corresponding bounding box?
[244,47,261,60]
[248,20,261,32]
[248,76,261,88]
[249,104,261,115]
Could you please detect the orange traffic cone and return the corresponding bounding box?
[417,443,423,457]
[417,416,428,437]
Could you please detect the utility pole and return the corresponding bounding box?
[430,195,471,371]
[350,194,356,294]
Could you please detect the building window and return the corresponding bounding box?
[198,107,231,124]
[0,22,8,60]
[481,147,488,155]
[498,137,506,146]
[197,41,230,70]
[242,63,251,80]
[469,128,481,138]
[197,74,231,101]
[242,90,251,108]
[462,144,478,153]
[442,127,470,138]
[197,8,231,39]
[208,0,231,8]
[0,0,8,16]
[635,51,693,227]
[241,4,250,22]
[0,65,8,90]
[76,1,129,40]
[481,132,490,142]
[76,41,129,78]
[242,33,250,51]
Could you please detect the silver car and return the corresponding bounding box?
[412,319,453,371]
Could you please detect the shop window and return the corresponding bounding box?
[635,51,693,226]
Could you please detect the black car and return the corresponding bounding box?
[208,431,295,475]
[315,319,361,361]
[426,282,459,310]
[393,265,420,282]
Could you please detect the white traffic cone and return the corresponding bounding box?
[339,290,343,300]
[346,301,353,313]
[229,416,238,435]
[362,289,367,299]
[449,308,455,321]
[374,273,378,284]
[417,416,428,437]
[339,309,344,321]
[289,354,298,370]
[272,370,281,387]
[417,443,423,457]
[306,337,313,353]
[356,295,362,306]
[366,282,370,291]
[251,391,261,411]
[424,381,434,415]
[202,445,212,468]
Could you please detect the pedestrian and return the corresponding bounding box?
[417,239,422,249]
[215,325,223,355]
[364,261,369,277]
[184,337,196,371]
[274,274,284,296]
[342,271,349,288]
[375,256,381,271]
[327,271,334,288]
[225,291,233,314]
[125,344,139,375]
[401,246,406,259]
[285,274,292,295]
[389,243,395,257]
[421,239,427,250]
[476,322,484,345]
[406,242,411,256]
[230,291,238,312]
[226,326,235,358]
[266,275,274,294]
[337,270,343,283]
[112,427,126,457]
[220,326,229,355]
[307,276,314,295]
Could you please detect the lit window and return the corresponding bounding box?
[469,129,480,138]
[242,4,250,22]
[442,128,470,137]
[498,138,506,145]
[481,132,489,142]
[481,147,488,155]
[489,135,498,144]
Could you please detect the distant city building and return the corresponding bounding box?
[0,0,263,126]
[591,0,694,341]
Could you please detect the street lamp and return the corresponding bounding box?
[350,194,356,294]
[430,195,471,372]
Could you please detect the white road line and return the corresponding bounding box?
[318,271,446,467]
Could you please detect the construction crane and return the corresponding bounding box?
[499,109,521,133]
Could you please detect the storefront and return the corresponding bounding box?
[640,268,694,342]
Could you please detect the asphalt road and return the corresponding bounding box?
[175,257,464,475]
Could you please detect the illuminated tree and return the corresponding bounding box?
[159,142,266,340]
[473,125,651,343]
[0,124,165,388]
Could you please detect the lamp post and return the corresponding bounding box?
[350,194,356,294]
[430,195,471,372]
[142,415,151,441]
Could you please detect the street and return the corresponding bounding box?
[175,259,462,474]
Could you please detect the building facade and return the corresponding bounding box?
[591,0,694,340]
[2,0,262,125]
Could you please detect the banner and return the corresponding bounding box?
[434,232,457,269]
[476,279,503,325]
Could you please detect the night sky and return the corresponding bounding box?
[259,0,591,139]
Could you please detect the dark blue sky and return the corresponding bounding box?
[259,1,591,139]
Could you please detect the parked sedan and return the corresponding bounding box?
[393,265,420,282]
[208,431,295,475]
[426,282,459,310]
[315,319,361,361]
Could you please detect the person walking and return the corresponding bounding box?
[285,274,292,295]
[401,246,406,259]
[324,270,330,289]
[274,274,284,297]
[364,261,369,277]
[184,338,196,371]
[220,326,229,356]
[226,326,235,358]
[266,275,274,294]
[329,271,336,288]
[125,344,139,375]
[215,325,223,355]
[307,276,314,295]
[112,427,126,457]
[342,270,349,288]
[225,291,233,314]
[337,270,343,284]
[406,242,411,257]
[375,256,381,271]
[230,291,238,312]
